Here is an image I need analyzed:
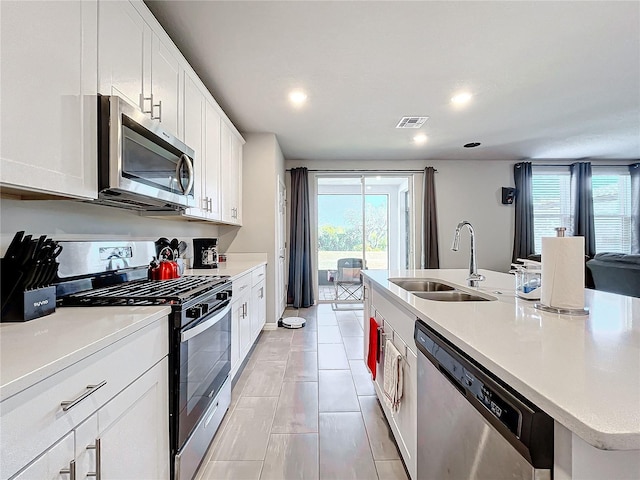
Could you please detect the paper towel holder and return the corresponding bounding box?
[533,303,589,316]
[534,226,589,316]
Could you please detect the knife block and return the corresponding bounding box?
[1,286,56,322]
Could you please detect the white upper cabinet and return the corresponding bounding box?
[0,0,98,199]
[98,0,182,138]
[204,101,223,220]
[97,0,147,111]
[221,122,244,225]
[182,73,222,222]
[183,74,206,219]
[151,33,182,138]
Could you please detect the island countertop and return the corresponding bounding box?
[362,268,640,451]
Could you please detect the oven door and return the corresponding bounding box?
[177,301,231,448]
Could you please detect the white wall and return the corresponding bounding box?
[286,159,516,272]
[219,133,286,324]
[0,198,219,256]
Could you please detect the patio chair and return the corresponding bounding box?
[334,258,364,301]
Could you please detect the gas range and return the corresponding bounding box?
[54,241,233,480]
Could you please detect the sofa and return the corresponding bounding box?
[586,253,640,298]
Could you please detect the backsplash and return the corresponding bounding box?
[0,198,220,257]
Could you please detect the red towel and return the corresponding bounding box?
[367,317,379,380]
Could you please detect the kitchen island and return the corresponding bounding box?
[363,269,640,480]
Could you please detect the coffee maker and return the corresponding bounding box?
[192,238,218,269]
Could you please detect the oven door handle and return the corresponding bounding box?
[181,303,231,342]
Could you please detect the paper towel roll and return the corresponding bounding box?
[541,236,585,310]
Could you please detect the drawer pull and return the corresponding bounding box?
[60,460,76,480]
[86,438,102,480]
[61,381,107,411]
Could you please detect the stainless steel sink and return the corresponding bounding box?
[389,278,455,292]
[412,291,493,302]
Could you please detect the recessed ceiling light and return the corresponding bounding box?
[451,92,473,105]
[288,90,307,106]
[413,134,428,145]
[463,142,481,148]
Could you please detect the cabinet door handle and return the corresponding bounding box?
[260,287,264,299]
[86,438,101,480]
[208,198,213,212]
[60,381,107,411]
[202,197,209,211]
[60,460,76,480]
[140,94,153,115]
[152,99,162,121]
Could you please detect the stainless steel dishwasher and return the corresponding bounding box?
[414,320,553,480]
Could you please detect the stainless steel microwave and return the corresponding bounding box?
[96,95,195,211]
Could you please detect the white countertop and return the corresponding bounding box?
[363,268,640,451]
[0,306,170,402]
[0,258,265,403]
[186,259,266,280]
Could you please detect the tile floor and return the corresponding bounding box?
[195,304,409,480]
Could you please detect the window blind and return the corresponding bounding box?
[532,169,632,255]
[532,173,571,254]
[592,174,631,253]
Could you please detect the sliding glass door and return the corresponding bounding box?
[315,174,412,304]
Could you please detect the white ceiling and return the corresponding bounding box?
[145,1,640,162]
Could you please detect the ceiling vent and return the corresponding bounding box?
[396,116,429,129]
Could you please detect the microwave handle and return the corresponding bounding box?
[176,154,195,195]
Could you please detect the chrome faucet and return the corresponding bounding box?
[451,220,485,287]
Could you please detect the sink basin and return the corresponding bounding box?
[412,291,494,302]
[389,278,455,292]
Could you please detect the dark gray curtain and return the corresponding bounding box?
[570,162,596,258]
[630,163,640,254]
[512,162,534,263]
[287,168,315,308]
[421,167,439,268]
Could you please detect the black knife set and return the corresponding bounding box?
[1,231,62,322]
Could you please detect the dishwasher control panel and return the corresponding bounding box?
[415,325,521,437]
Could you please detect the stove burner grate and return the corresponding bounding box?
[62,276,227,306]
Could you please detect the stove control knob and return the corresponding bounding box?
[187,305,202,319]
[217,291,229,301]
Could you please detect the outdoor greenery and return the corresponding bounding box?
[318,203,388,251]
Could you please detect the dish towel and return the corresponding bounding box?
[383,339,404,413]
[367,317,379,380]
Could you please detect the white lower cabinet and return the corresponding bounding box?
[11,432,75,480]
[231,272,252,377]
[230,265,267,379]
[251,280,266,340]
[74,358,169,480]
[368,285,418,480]
[1,320,169,480]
